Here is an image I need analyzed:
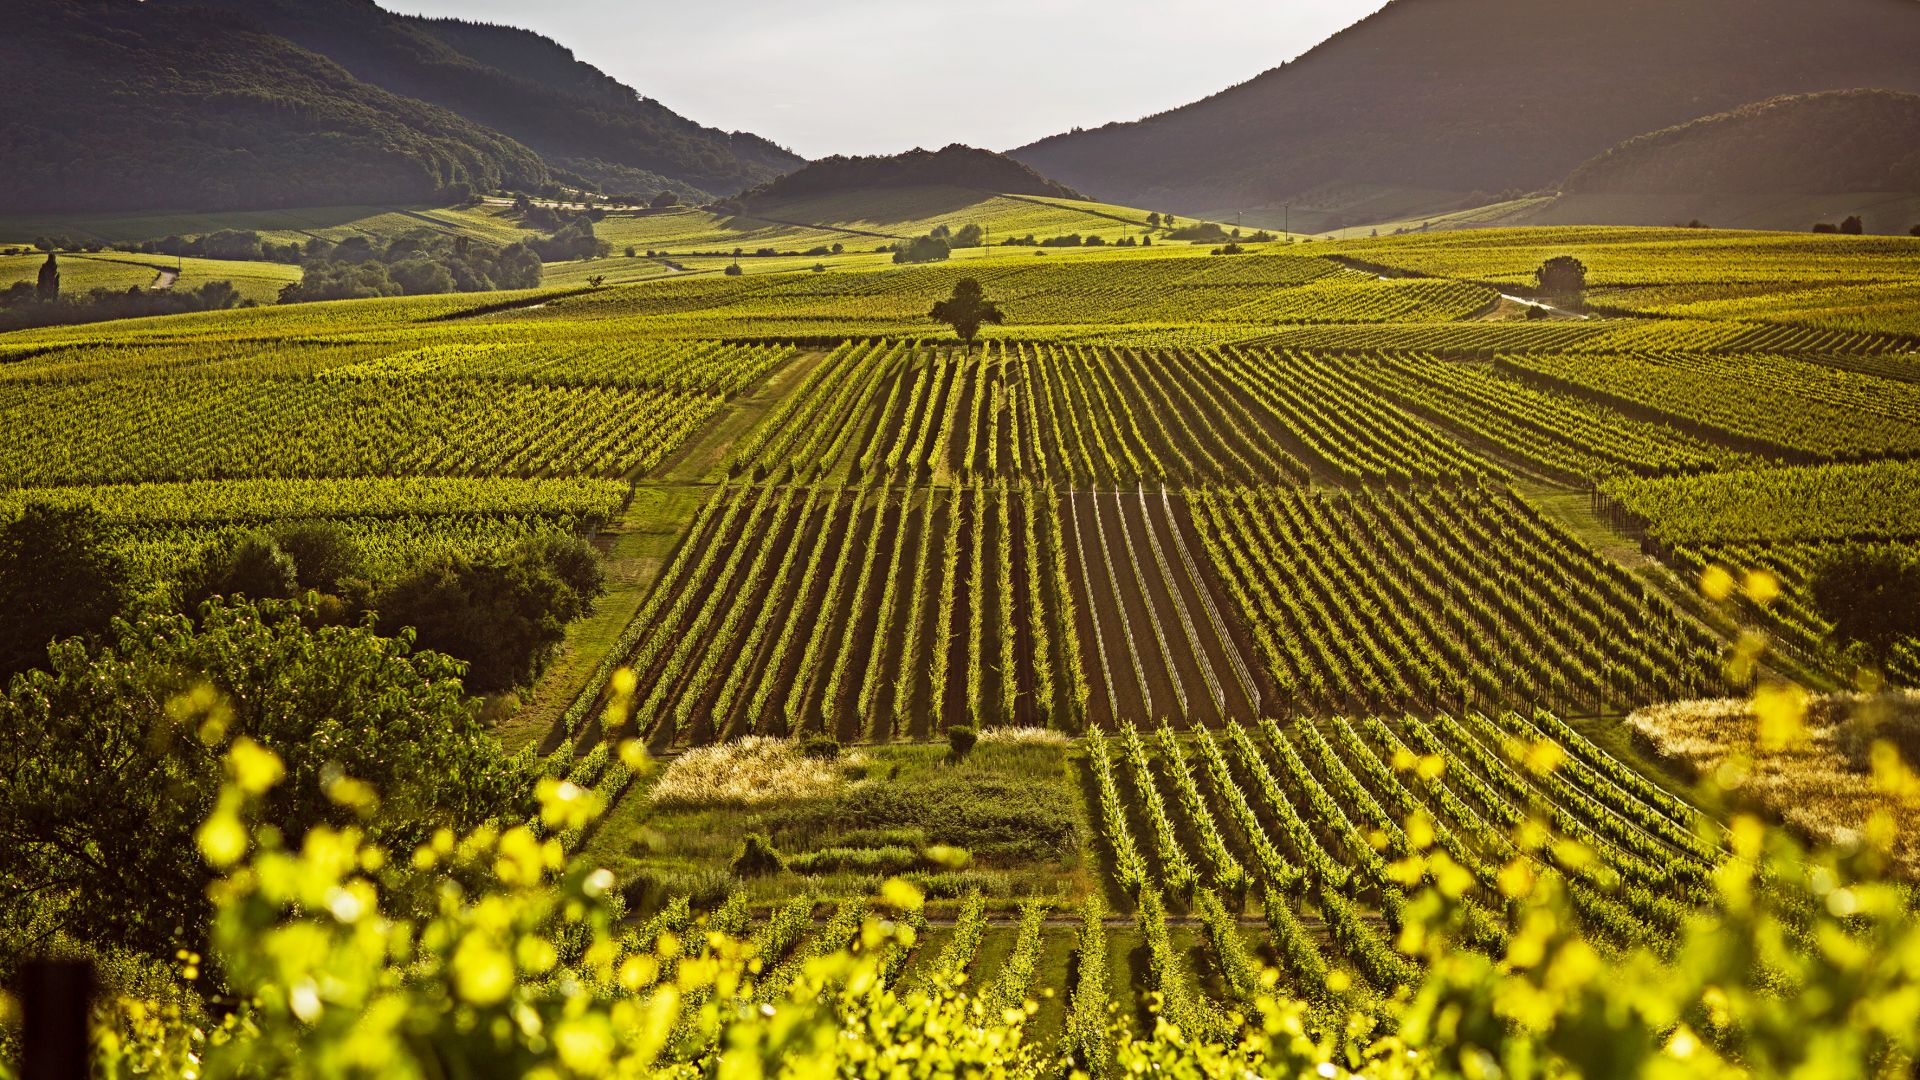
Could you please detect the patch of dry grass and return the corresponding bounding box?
[648,737,867,808]
[1629,691,1920,875]
[978,727,1071,746]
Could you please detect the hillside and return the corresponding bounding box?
[1011,0,1920,221]
[158,0,804,201]
[1564,90,1920,195]
[0,0,549,214]
[741,145,1084,206]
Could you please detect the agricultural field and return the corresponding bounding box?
[5,221,1920,1072]
[0,329,795,595]
[1324,225,1920,339]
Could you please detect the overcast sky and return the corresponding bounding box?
[388,1,1391,159]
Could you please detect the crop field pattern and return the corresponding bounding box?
[0,334,794,588]
[503,232,1920,760]
[10,222,1920,1060]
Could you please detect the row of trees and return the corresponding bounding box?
[279,231,545,302]
[0,253,245,331]
[0,504,602,694]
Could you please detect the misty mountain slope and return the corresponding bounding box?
[1011,0,1920,215]
[155,0,804,200]
[1564,90,1920,195]
[0,0,549,214]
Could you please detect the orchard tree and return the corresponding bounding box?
[929,277,1005,348]
[0,597,529,967]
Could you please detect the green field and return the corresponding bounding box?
[5,222,1920,1073]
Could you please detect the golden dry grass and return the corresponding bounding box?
[977,727,1071,746]
[1629,691,1920,875]
[647,737,868,808]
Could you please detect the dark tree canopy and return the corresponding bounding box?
[892,234,952,265]
[929,278,1006,346]
[1537,256,1589,306]
[0,503,131,680]
[1809,547,1920,668]
[0,598,527,966]
[377,537,604,695]
[175,533,301,613]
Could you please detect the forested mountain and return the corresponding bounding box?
[0,0,549,213]
[1011,0,1920,216]
[742,145,1084,205]
[156,0,804,201]
[1563,90,1920,195]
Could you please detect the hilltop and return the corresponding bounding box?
[1011,0,1920,224]
[740,145,1084,206]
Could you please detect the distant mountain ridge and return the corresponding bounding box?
[743,145,1084,205]
[157,0,804,202]
[1,0,801,215]
[1563,90,1920,195]
[0,0,550,214]
[1011,0,1920,216]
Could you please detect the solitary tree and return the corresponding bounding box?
[1840,215,1865,235]
[35,250,58,302]
[1809,548,1920,670]
[1537,255,1588,307]
[929,277,1004,348]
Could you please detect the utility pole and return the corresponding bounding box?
[1284,204,1290,241]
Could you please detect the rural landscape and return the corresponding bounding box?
[3,0,1920,1076]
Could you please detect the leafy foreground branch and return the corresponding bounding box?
[8,733,1920,1078]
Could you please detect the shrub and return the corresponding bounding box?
[732,832,787,877]
[724,262,744,276]
[801,737,842,760]
[177,533,298,612]
[271,522,365,594]
[947,724,978,760]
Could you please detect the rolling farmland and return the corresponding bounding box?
[6,221,1920,1072]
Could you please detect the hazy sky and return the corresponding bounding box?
[389,1,1391,159]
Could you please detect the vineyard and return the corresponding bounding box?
[8,220,1920,1073]
[0,338,794,592]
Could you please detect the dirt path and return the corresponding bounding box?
[151,268,178,290]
